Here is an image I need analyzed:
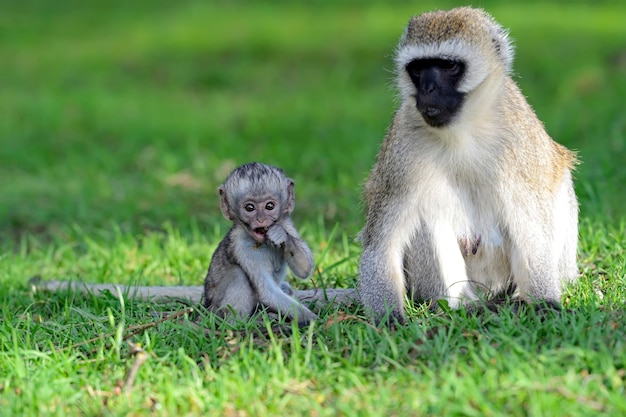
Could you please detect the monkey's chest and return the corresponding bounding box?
[260,245,287,282]
[443,182,510,281]
[455,191,503,248]
[420,174,505,251]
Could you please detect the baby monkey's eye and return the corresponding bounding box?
[244,203,255,212]
[265,202,275,210]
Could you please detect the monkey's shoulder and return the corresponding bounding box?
[208,228,239,267]
[365,120,423,202]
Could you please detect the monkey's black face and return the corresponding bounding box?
[406,58,466,127]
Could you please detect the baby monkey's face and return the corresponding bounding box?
[239,195,282,243]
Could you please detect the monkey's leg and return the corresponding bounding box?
[283,235,315,279]
[500,174,578,306]
[508,221,562,304]
[220,270,258,318]
[555,176,580,283]
[403,228,446,303]
[404,224,476,308]
[277,219,315,279]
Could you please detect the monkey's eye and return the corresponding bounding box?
[441,61,460,72]
[406,64,421,79]
[265,202,275,210]
[244,203,255,212]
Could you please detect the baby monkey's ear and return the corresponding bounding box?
[284,179,295,215]
[218,186,235,221]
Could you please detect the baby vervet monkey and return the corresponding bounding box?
[203,162,319,324]
[358,7,579,325]
[32,163,357,321]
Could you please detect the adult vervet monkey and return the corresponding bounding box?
[358,7,579,324]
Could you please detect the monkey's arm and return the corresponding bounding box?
[359,245,407,324]
[251,269,319,322]
[267,218,314,279]
[358,191,417,325]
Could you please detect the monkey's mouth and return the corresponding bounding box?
[416,95,464,128]
[252,227,268,243]
[418,105,453,127]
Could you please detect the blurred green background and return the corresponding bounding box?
[1,3,625,414]
[1,0,624,244]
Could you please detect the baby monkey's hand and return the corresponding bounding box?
[267,223,288,247]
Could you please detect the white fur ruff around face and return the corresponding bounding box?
[396,40,496,94]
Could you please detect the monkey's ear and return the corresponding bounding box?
[219,187,235,220]
[285,180,295,214]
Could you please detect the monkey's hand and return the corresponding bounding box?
[280,281,294,295]
[267,224,288,247]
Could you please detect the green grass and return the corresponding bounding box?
[1,0,625,415]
